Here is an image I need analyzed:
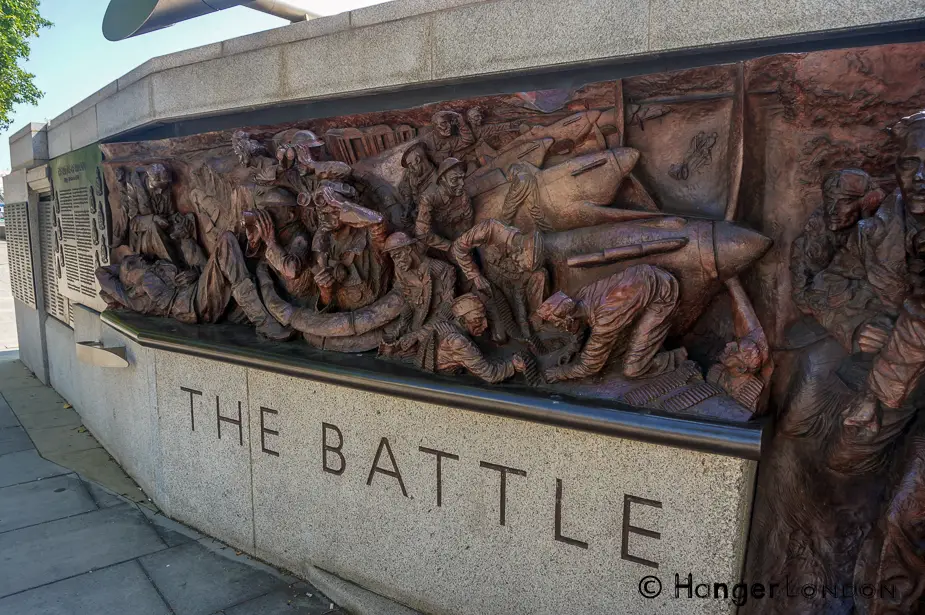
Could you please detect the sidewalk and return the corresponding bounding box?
[0,351,341,615]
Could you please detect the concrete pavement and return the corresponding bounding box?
[0,352,343,615]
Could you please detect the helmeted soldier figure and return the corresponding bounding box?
[451,218,546,343]
[244,189,316,305]
[380,293,528,384]
[382,231,456,334]
[789,168,887,352]
[396,142,436,228]
[533,264,685,382]
[96,232,291,341]
[415,158,473,253]
[420,110,476,165]
[310,185,389,310]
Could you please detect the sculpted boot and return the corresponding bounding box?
[231,279,294,341]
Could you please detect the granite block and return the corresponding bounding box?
[0,473,96,532]
[2,170,27,207]
[0,561,169,615]
[72,303,101,343]
[45,317,162,501]
[13,301,45,384]
[432,0,648,80]
[648,0,805,51]
[221,12,351,56]
[9,123,48,172]
[98,324,161,499]
[47,122,72,159]
[649,0,925,52]
[69,106,99,150]
[0,504,165,597]
[44,317,84,420]
[247,369,755,615]
[152,47,283,120]
[281,17,432,101]
[47,108,72,130]
[97,77,154,139]
[350,0,483,28]
[117,43,224,92]
[70,81,118,118]
[155,349,253,551]
[797,0,923,32]
[117,59,156,92]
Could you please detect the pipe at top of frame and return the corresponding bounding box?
[102,0,322,41]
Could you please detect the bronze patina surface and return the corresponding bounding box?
[96,41,925,612]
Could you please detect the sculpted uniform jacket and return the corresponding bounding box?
[128,183,177,263]
[421,123,476,165]
[856,191,925,410]
[259,219,316,304]
[394,257,457,333]
[415,184,474,252]
[97,262,199,324]
[789,207,887,352]
[551,264,679,381]
[451,219,547,336]
[398,320,518,384]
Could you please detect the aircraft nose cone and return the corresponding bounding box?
[713,221,772,280]
[612,147,640,175]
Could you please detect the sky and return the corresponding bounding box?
[0,0,389,172]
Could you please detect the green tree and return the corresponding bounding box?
[0,1,51,130]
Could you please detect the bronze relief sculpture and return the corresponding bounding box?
[96,40,925,613]
[97,65,773,413]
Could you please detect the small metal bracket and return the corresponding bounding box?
[76,341,129,368]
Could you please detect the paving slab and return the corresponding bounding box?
[0,426,33,455]
[0,449,69,487]
[0,362,43,391]
[139,541,288,615]
[0,401,18,428]
[1,386,68,413]
[15,407,83,430]
[26,424,101,456]
[222,581,335,615]
[0,503,167,597]
[0,473,96,533]
[43,447,146,503]
[83,478,126,509]
[0,560,170,615]
[138,506,204,547]
[303,565,422,615]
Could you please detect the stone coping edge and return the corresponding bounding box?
[101,311,766,460]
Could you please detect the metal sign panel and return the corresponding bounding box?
[5,201,36,309]
[49,145,110,311]
[38,197,72,324]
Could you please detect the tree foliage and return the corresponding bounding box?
[0,1,51,130]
